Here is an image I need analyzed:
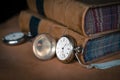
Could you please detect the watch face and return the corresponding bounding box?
[4,32,24,40]
[2,32,26,45]
[33,34,56,60]
[56,36,74,62]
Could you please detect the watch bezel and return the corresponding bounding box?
[56,35,76,63]
[2,32,27,45]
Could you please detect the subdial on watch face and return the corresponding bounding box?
[56,36,74,61]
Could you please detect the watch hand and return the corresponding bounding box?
[62,43,67,50]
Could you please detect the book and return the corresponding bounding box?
[27,0,120,37]
[19,11,120,64]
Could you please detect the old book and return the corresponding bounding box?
[19,11,120,65]
[27,0,120,37]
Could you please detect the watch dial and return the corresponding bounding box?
[4,32,24,40]
[56,36,74,61]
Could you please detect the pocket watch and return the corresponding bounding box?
[33,33,56,60]
[55,35,90,68]
[2,32,27,45]
[55,35,120,69]
[55,35,76,63]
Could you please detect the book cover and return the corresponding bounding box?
[27,0,120,37]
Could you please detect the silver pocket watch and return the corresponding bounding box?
[33,33,56,60]
[55,35,76,63]
[56,35,91,68]
[2,32,28,45]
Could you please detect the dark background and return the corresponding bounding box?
[0,0,27,23]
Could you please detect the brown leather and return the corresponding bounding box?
[0,15,120,80]
[27,0,37,13]
[44,0,55,19]
[27,0,120,37]
[52,0,73,25]
[19,11,87,45]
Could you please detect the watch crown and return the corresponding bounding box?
[27,32,33,38]
[74,46,83,53]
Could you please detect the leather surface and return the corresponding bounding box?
[27,0,120,37]
[0,14,120,80]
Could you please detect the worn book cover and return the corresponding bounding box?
[27,0,120,37]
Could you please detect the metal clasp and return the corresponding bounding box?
[74,46,93,69]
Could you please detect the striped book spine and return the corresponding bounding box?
[83,31,120,62]
[85,4,120,35]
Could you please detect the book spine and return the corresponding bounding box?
[19,11,87,46]
[27,0,88,36]
[19,11,41,37]
[27,0,45,16]
[83,31,120,63]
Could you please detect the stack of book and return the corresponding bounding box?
[19,0,120,66]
